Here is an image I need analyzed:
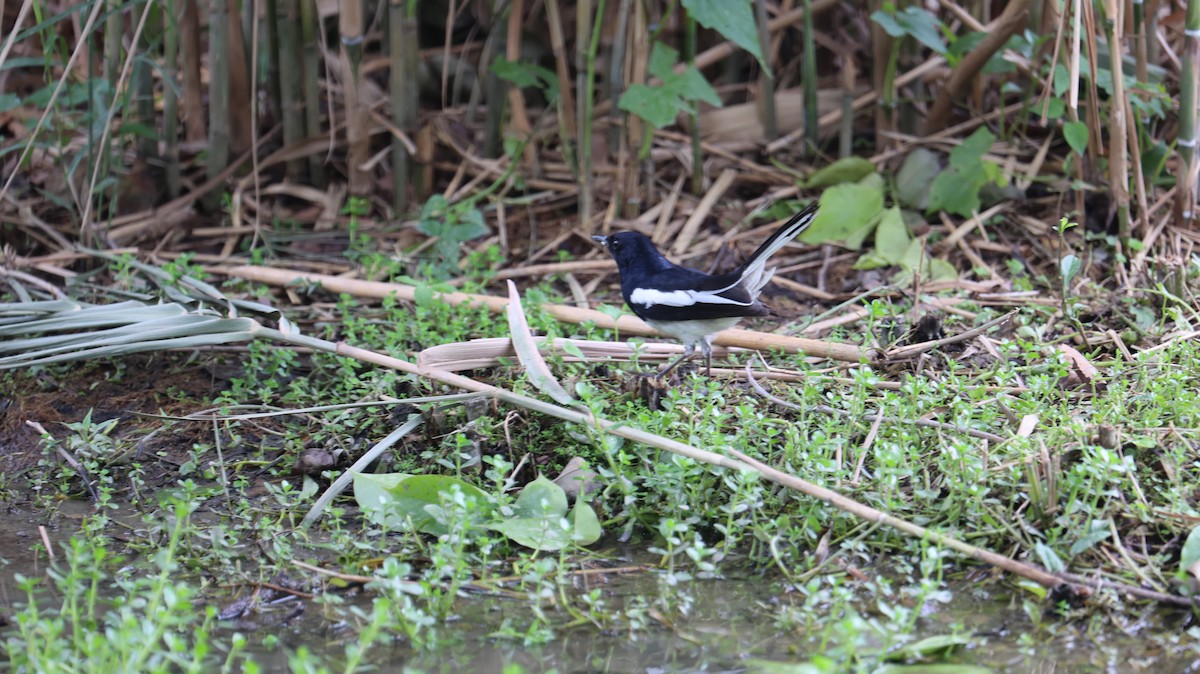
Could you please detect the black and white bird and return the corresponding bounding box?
[594,202,819,377]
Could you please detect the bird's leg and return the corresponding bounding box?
[656,342,696,378]
[700,338,714,376]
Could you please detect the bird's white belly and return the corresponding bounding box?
[645,317,741,346]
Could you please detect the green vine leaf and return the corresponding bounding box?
[681,0,768,72]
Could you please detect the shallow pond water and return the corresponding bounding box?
[2,505,1197,673]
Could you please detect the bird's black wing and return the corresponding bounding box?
[621,268,769,322]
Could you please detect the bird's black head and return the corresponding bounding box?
[592,231,668,272]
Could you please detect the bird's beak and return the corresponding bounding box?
[591,235,607,245]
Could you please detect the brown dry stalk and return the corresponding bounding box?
[215,265,868,363]
[923,0,1032,134]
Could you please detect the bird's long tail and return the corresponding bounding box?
[739,202,820,295]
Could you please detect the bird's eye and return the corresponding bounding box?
[610,239,622,251]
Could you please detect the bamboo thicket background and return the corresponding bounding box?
[0,0,1198,268]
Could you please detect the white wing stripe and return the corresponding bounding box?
[630,287,753,308]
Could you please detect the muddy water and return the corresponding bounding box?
[1,505,1195,673]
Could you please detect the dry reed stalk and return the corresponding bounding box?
[544,0,579,174]
[180,0,205,142]
[216,264,870,363]
[339,0,370,195]
[504,0,538,167]
[767,56,945,154]
[389,0,416,211]
[224,0,252,155]
[1105,0,1131,240]
[753,0,772,140]
[299,0,324,186]
[924,0,1031,134]
[278,0,306,180]
[163,0,181,199]
[205,0,231,209]
[670,168,737,255]
[1179,0,1200,226]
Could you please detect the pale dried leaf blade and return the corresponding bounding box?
[505,280,575,406]
[1057,343,1099,381]
[552,456,601,500]
[1017,414,1039,438]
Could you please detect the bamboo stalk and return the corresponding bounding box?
[609,0,633,165]
[299,0,325,186]
[180,0,205,142]
[871,0,894,153]
[482,24,505,159]
[1106,0,1130,239]
[801,0,817,151]
[923,0,1031,134]
[264,0,282,123]
[544,0,579,175]
[218,264,870,363]
[277,0,305,180]
[163,0,181,199]
[754,0,777,141]
[340,0,369,195]
[205,0,231,209]
[624,0,649,215]
[389,0,411,211]
[1133,0,1148,84]
[1179,0,1200,226]
[840,56,855,158]
[684,12,703,195]
[133,42,156,160]
[577,0,599,229]
[502,0,537,165]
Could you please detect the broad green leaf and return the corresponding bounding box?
[874,666,992,674]
[1063,120,1088,156]
[852,249,893,270]
[559,340,586,360]
[871,7,948,54]
[491,57,558,98]
[950,127,996,169]
[1179,526,1200,577]
[895,148,940,209]
[893,6,948,54]
[1142,139,1170,180]
[1033,542,1066,573]
[1068,519,1111,556]
[512,476,568,519]
[490,516,572,551]
[491,57,541,88]
[801,181,884,246]
[874,207,911,265]
[619,83,681,128]
[802,156,876,188]
[888,634,974,660]
[746,660,826,674]
[673,65,723,107]
[1060,254,1081,294]
[929,128,998,217]
[456,208,490,241]
[648,42,680,81]
[682,0,767,72]
[353,472,493,535]
[489,476,575,550]
[568,501,602,545]
[929,258,959,281]
[871,10,905,38]
[895,237,926,278]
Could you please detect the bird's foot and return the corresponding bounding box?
[624,370,672,409]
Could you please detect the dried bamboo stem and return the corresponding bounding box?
[217,265,870,363]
